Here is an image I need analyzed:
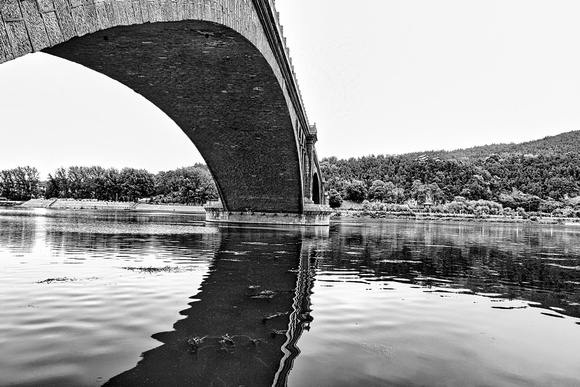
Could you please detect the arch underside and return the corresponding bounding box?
[43,20,303,213]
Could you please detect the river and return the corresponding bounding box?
[1,208,579,386]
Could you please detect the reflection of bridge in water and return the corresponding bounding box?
[0,0,331,225]
[104,227,326,386]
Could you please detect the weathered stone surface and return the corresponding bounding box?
[147,1,162,22]
[5,20,31,57]
[137,0,149,22]
[95,1,109,29]
[160,0,173,22]
[21,0,50,50]
[43,11,64,45]
[130,0,143,24]
[84,2,99,33]
[0,14,14,62]
[53,0,77,40]
[1,0,23,21]
[71,5,89,36]
[37,0,56,13]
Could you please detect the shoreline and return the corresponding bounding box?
[0,200,25,207]
[6,199,580,225]
[331,209,580,225]
[15,198,205,214]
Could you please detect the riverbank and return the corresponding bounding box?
[332,208,580,225]
[19,199,205,214]
[13,199,580,225]
[0,200,25,207]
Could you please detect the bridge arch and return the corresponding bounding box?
[0,0,326,216]
[312,171,321,205]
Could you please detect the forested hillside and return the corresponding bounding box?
[322,130,580,216]
[405,130,580,160]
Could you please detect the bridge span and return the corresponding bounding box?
[0,0,331,225]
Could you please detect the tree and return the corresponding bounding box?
[344,180,367,203]
[0,169,15,199]
[498,189,542,212]
[102,168,122,201]
[328,189,343,208]
[0,167,40,200]
[154,166,218,204]
[539,199,563,213]
[383,182,406,203]
[410,180,444,205]
[368,180,386,201]
[119,168,155,202]
[460,174,491,200]
[544,177,579,200]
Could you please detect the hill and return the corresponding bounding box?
[404,130,580,160]
[321,130,580,213]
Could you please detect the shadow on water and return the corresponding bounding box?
[104,226,325,387]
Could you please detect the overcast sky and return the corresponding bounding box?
[2,0,580,178]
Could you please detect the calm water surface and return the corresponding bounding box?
[1,208,579,386]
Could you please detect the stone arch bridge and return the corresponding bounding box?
[0,0,330,225]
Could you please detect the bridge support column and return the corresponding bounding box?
[204,201,332,226]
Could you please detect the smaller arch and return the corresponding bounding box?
[312,172,321,204]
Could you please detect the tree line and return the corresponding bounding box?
[0,164,218,204]
[321,152,580,216]
[4,129,580,216]
[0,166,40,201]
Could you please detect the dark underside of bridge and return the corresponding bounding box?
[44,20,302,213]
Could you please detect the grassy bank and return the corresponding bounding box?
[332,208,580,225]
[330,200,580,224]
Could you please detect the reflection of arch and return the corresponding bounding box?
[104,228,304,386]
[312,172,321,204]
[273,239,315,385]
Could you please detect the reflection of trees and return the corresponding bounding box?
[21,211,213,261]
[105,228,319,387]
[45,229,217,261]
[321,221,580,317]
[0,211,39,253]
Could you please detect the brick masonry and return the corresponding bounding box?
[0,0,325,213]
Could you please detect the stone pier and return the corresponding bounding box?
[204,201,332,226]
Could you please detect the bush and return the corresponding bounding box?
[328,189,343,208]
[344,180,368,203]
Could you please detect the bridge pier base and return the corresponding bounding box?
[204,202,332,226]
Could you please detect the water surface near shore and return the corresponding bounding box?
[1,208,579,386]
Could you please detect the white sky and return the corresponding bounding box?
[2,0,580,178]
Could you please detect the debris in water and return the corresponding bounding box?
[262,311,290,324]
[270,329,287,338]
[219,333,235,352]
[187,336,206,354]
[37,277,76,284]
[121,266,182,273]
[251,289,276,300]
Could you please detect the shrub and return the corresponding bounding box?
[328,189,343,208]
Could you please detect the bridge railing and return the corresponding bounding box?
[253,0,312,137]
